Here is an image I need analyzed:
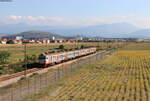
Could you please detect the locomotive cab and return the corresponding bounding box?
[39,54,49,67]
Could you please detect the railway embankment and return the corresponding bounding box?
[0,49,113,101]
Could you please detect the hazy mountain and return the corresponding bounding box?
[129,29,150,38]
[0,23,53,34]
[0,22,140,38]
[3,31,63,39]
[48,23,140,38]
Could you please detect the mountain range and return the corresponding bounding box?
[48,23,139,38]
[0,22,150,38]
[129,29,150,38]
[2,31,63,39]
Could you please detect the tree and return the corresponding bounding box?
[0,51,10,64]
[59,45,64,50]
[80,45,85,49]
[26,54,37,62]
[6,40,15,44]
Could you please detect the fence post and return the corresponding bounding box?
[96,53,98,61]
[95,54,96,61]
[70,63,72,72]
[0,92,2,101]
[27,78,30,96]
[61,64,64,76]
[54,69,57,81]
[39,75,42,90]
[60,65,63,78]
[45,72,48,86]
[10,87,14,101]
[78,59,80,67]
[88,57,90,64]
[19,81,22,100]
[57,66,60,79]
[65,65,68,74]
[34,76,37,94]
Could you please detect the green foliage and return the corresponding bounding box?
[0,51,10,64]
[0,66,3,75]
[59,45,64,50]
[26,54,37,62]
[11,63,25,73]
[56,81,65,86]
[29,73,39,77]
[80,45,85,49]
[19,76,27,81]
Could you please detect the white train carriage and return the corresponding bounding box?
[74,50,79,57]
[66,51,75,59]
[39,47,96,67]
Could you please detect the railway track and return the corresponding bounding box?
[0,50,111,84]
[0,68,42,82]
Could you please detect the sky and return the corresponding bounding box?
[0,0,150,28]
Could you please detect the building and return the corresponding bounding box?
[0,38,7,44]
[16,36,23,40]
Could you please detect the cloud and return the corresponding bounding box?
[0,16,105,26]
[0,15,150,28]
[99,16,150,29]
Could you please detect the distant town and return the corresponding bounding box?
[0,35,137,44]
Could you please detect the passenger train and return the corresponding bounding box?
[38,47,97,67]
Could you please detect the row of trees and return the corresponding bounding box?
[0,51,10,65]
[0,44,86,75]
[0,50,38,75]
[0,51,11,75]
[0,45,69,75]
[0,43,122,75]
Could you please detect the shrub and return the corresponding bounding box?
[59,45,64,50]
[0,51,10,64]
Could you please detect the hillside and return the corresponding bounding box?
[129,29,150,38]
[2,31,63,39]
[0,22,140,38]
[50,23,139,38]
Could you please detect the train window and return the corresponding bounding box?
[39,56,46,59]
[60,55,63,58]
[53,56,55,58]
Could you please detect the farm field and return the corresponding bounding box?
[0,42,122,63]
[0,42,125,76]
[23,42,150,101]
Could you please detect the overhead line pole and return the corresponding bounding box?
[24,43,27,78]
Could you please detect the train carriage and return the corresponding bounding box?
[39,47,96,67]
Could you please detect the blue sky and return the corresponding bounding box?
[0,0,150,28]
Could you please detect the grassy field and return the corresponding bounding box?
[0,42,125,75]
[22,42,150,101]
[123,42,150,50]
[0,42,123,63]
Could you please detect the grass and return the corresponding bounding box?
[0,42,123,63]
[1,41,121,76]
[123,42,150,50]
[21,63,92,101]
[20,42,150,101]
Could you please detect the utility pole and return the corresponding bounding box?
[97,38,100,50]
[76,39,78,49]
[24,43,27,77]
[106,41,109,50]
[101,39,103,50]
[97,41,99,49]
